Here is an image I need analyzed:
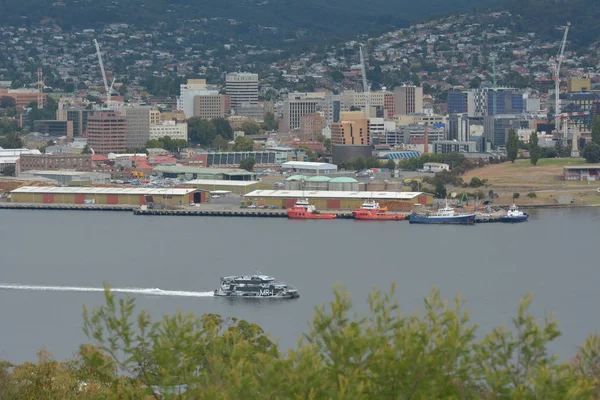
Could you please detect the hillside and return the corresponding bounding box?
[0,0,495,46]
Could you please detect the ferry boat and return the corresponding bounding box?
[409,200,476,225]
[287,198,336,219]
[500,204,529,223]
[214,272,299,298]
[352,200,405,221]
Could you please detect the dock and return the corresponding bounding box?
[0,203,135,211]
[475,213,505,223]
[133,208,357,219]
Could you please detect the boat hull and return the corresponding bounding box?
[409,213,476,225]
[499,215,529,223]
[287,209,336,219]
[214,290,299,299]
[353,210,406,220]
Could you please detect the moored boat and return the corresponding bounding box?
[353,200,405,221]
[287,198,336,219]
[214,271,299,298]
[409,200,475,225]
[499,204,529,223]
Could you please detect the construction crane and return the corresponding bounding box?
[93,39,115,107]
[550,22,571,144]
[490,52,497,116]
[359,45,370,118]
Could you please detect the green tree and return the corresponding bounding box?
[434,179,447,198]
[529,131,541,165]
[212,134,229,150]
[592,116,600,145]
[211,118,234,140]
[0,96,16,109]
[232,136,254,151]
[385,159,396,171]
[0,131,23,149]
[323,138,332,152]
[187,118,217,147]
[365,157,380,169]
[241,121,260,136]
[239,157,256,171]
[81,145,91,154]
[506,128,519,163]
[145,138,164,149]
[353,156,367,171]
[261,112,278,131]
[582,142,600,163]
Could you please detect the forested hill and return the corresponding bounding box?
[0,0,494,43]
[501,0,600,48]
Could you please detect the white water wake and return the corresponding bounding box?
[0,284,213,297]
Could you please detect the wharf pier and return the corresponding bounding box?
[474,213,505,223]
[0,203,135,211]
[134,208,357,219]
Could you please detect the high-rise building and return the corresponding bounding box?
[447,90,468,114]
[57,107,90,137]
[300,113,326,140]
[282,92,326,131]
[87,111,127,155]
[448,113,470,142]
[117,106,153,150]
[466,88,524,117]
[178,79,222,119]
[483,115,529,147]
[330,111,370,146]
[226,73,259,110]
[193,94,228,119]
[393,86,423,115]
[32,120,74,141]
[567,78,592,93]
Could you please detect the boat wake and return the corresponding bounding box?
[0,284,213,297]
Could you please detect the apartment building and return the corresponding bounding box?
[87,112,127,155]
[226,73,259,110]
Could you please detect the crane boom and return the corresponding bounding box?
[554,22,570,143]
[94,39,111,106]
[359,45,370,118]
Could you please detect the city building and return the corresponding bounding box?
[466,88,525,117]
[10,186,203,205]
[300,113,326,140]
[17,170,111,185]
[243,190,432,210]
[331,111,372,164]
[447,90,468,114]
[56,106,91,137]
[206,151,276,167]
[33,120,74,140]
[178,79,207,118]
[153,165,257,181]
[567,78,592,93]
[149,121,188,141]
[87,111,127,155]
[448,113,470,141]
[17,154,93,173]
[561,92,599,132]
[233,102,263,121]
[0,88,47,108]
[116,106,155,150]
[226,73,259,110]
[393,85,423,115]
[394,114,445,127]
[282,92,326,131]
[267,147,307,164]
[483,114,530,147]
[0,148,41,173]
[281,161,337,174]
[563,165,600,181]
[192,94,228,119]
[433,140,477,154]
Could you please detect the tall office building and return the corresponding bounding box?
[282,92,326,131]
[331,111,372,164]
[226,73,259,110]
[467,88,524,117]
[178,79,222,119]
[448,113,470,142]
[33,120,74,141]
[117,106,153,150]
[56,106,90,137]
[193,94,229,119]
[483,115,529,147]
[393,86,423,115]
[87,112,127,155]
[447,90,468,114]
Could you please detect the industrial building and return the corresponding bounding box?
[284,175,359,191]
[153,166,257,181]
[10,186,204,205]
[563,165,600,181]
[281,161,337,174]
[17,170,111,185]
[244,190,432,210]
[185,179,263,195]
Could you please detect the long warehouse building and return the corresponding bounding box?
[10,186,205,206]
[244,190,432,210]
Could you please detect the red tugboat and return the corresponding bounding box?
[287,198,337,220]
[352,200,406,221]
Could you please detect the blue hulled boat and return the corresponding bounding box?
[409,202,476,225]
[499,204,529,223]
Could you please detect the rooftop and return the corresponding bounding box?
[282,161,337,169]
[11,186,196,196]
[153,165,255,175]
[244,190,425,200]
[185,179,259,186]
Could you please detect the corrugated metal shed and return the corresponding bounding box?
[244,190,424,200]
[11,186,196,196]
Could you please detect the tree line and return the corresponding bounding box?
[1,284,600,399]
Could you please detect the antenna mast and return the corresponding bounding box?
[94,39,112,107]
[359,45,370,118]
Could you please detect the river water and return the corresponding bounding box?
[0,208,598,363]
